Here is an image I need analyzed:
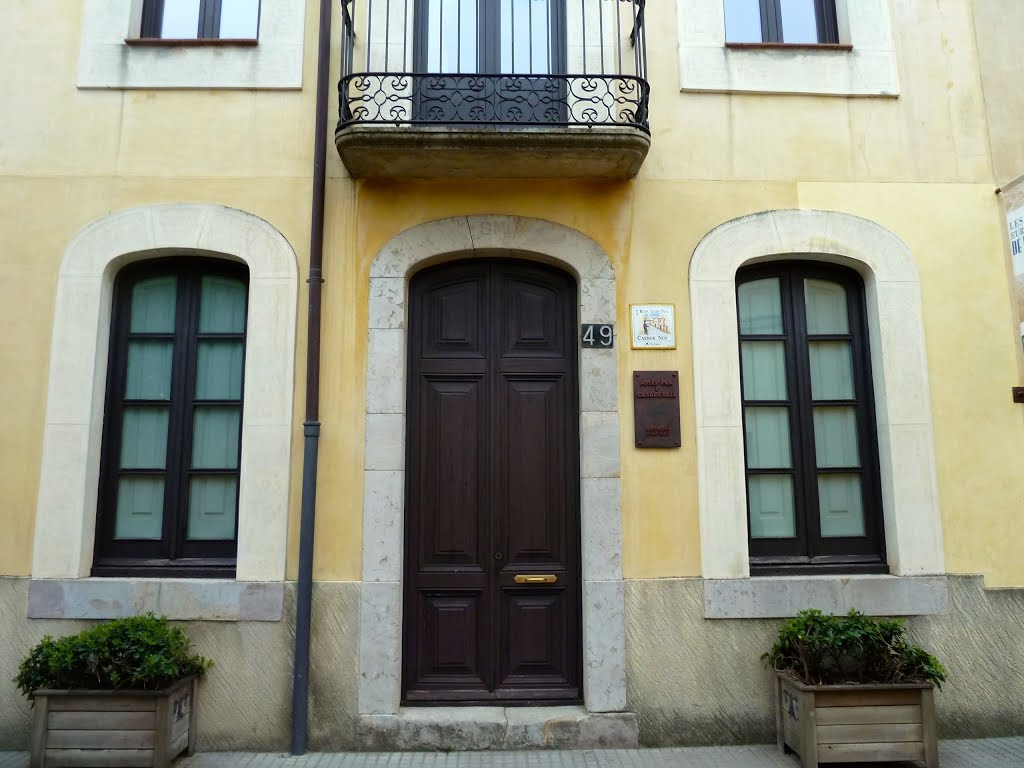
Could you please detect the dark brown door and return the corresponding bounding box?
[403,258,581,704]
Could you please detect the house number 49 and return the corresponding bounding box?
[581,324,614,348]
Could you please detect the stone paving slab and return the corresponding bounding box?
[2,739,1023,768]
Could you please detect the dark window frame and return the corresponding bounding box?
[140,0,261,40]
[737,262,886,576]
[742,0,839,45]
[409,0,569,123]
[412,0,568,74]
[93,258,249,579]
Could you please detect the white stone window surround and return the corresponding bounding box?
[77,0,306,89]
[676,0,900,97]
[360,215,627,716]
[31,204,298,620]
[690,210,945,603]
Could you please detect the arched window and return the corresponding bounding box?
[737,262,885,574]
[93,259,248,577]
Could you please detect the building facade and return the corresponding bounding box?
[2,0,1024,752]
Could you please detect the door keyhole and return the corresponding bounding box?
[494,552,503,560]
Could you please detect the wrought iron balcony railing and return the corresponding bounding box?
[337,0,649,132]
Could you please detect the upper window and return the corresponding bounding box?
[724,0,839,45]
[94,259,249,577]
[737,263,885,574]
[141,0,261,39]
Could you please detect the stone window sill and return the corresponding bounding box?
[703,575,949,619]
[27,578,284,622]
[725,42,853,52]
[124,38,259,47]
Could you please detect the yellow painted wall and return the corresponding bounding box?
[3,0,1024,587]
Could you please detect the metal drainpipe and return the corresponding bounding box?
[291,0,333,754]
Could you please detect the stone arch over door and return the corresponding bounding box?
[359,215,626,716]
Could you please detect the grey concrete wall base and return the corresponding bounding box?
[626,576,1024,747]
[27,578,285,621]
[704,575,949,619]
[1,578,361,752]
[356,707,639,751]
[336,125,651,179]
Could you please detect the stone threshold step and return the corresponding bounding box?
[356,707,639,751]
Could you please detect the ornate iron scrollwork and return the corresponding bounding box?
[339,72,649,131]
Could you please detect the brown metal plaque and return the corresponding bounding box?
[633,371,681,448]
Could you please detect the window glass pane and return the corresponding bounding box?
[724,0,763,43]
[809,340,854,400]
[115,477,165,539]
[818,474,866,537]
[198,276,247,334]
[779,0,819,44]
[741,341,787,401]
[130,276,177,333]
[125,341,174,400]
[738,278,783,334]
[804,279,849,335]
[426,0,478,71]
[160,0,201,38]
[195,340,244,400]
[744,406,792,469]
[188,477,238,539]
[219,0,260,38]
[748,475,796,538]
[501,0,553,74]
[192,406,242,469]
[120,407,170,469]
[813,406,860,468]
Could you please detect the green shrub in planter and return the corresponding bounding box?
[16,615,211,768]
[763,608,946,687]
[766,610,947,768]
[15,613,211,696]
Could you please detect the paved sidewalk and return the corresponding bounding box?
[4,738,1024,768]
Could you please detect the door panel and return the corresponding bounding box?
[415,376,486,570]
[500,274,566,357]
[419,274,486,358]
[414,591,488,694]
[500,377,567,565]
[497,589,571,695]
[405,259,580,704]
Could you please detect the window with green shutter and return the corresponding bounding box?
[94,259,248,577]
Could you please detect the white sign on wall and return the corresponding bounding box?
[630,304,676,349]
[1008,206,1024,343]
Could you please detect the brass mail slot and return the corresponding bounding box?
[514,574,558,584]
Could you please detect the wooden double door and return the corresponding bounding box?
[403,259,582,704]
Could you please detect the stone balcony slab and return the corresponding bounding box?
[335,125,651,180]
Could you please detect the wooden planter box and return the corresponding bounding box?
[30,675,197,768]
[775,671,938,767]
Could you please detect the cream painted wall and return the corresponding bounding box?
[795,183,1024,587]
[3,0,1024,587]
[972,0,1024,188]
[335,181,1024,587]
[0,0,328,576]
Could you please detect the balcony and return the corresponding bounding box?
[335,0,650,179]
